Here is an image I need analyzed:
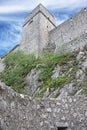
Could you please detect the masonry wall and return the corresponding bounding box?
[38,12,55,54]
[0,82,87,130]
[19,13,40,57]
[19,4,55,57]
[49,8,87,54]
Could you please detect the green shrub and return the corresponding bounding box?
[38,51,76,82]
[41,75,70,93]
[34,51,77,98]
[1,51,37,93]
[1,50,77,95]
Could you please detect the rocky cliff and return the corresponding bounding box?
[0,46,87,98]
[24,47,87,98]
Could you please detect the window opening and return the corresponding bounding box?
[58,127,68,130]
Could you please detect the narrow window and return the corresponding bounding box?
[58,127,68,130]
[28,19,33,25]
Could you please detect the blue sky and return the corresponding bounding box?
[0,0,87,56]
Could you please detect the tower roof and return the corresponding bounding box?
[23,4,56,27]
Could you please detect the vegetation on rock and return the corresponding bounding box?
[0,51,37,93]
[0,47,87,97]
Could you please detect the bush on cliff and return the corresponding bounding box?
[1,51,37,93]
[0,49,80,95]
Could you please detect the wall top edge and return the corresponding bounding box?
[23,3,55,26]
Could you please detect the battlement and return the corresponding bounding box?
[24,4,56,27]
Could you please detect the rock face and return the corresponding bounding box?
[21,47,87,98]
[0,81,87,130]
[0,58,5,73]
[24,67,42,96]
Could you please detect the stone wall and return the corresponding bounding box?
[19,5,87,56]
[0,81,87,130]
[19,12,41,57]
[49,8,87,54]
[19,4,55,57]
[24,4,55,27]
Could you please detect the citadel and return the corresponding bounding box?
[0,4,87,130]
[18,4,87,57]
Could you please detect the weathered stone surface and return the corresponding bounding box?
[24,67,42,95]
[21,46,87,97]
[76,69,85,81]
[76,51,85,61]
[51,65,61,79]
[19,4,55,57]
[49,8,87,54]
[0,81,87,130]
[0,59,5,72]
[82,59,87,69]
[58,83,76,98]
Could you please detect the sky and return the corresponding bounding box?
[0,0,87,56]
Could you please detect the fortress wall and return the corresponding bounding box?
[39,12,55,53]
[49,8,87,53]
[19,4,55,57]
[20,12,55,56]
[19,13,41,56]
[60,33,87,54]
[0,82,87,130]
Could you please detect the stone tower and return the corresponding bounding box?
[19,4,56,57]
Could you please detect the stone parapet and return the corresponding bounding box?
[0,81,87,130]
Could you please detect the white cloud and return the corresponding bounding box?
[42,0,87,9]
[0,22,22,50]
[0,0,87,14]
[0,6,27,13]
[0,16,24,22]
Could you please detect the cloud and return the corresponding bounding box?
[0,12,28,22]
[0,6,26,13]
[0,0,87,23]
[0,21,22,55]
[0,0,87,56]
[44,0,87,9]
[0,0,86,23]
[0,0,38,13]
[0,0,87,14]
